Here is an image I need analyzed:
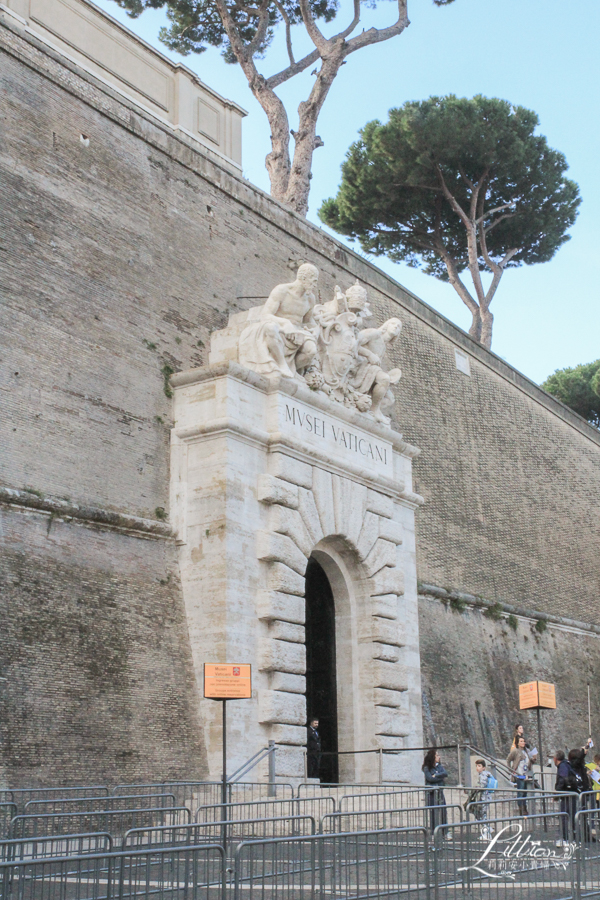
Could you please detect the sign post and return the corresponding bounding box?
[204,663,252,815]
[519,680,556,797]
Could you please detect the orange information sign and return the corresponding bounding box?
[204,664,252,700]
[537,681,557,709]
[519,680,556,710]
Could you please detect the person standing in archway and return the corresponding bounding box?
[307,718,322,779]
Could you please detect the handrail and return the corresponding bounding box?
[228,742,277,786]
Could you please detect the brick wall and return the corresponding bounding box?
[1,16,599,780]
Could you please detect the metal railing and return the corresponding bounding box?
[122,815,316,850]
[0,832,113,861]
[196,797,336,824]
[9,806,191,839]
[0,842,224,900]
[6,787,109,814]
[321,803,463,834]
[233,827,430,900]
[23,793,178,814]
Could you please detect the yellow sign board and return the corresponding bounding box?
[204,663,252,700]
[519,680,556,710]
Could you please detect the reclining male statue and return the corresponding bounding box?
[238,263,319,379]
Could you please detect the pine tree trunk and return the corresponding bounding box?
[469,309,482,344]
[480,308,494,351]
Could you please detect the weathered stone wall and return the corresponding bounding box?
[419,594,600,763]
[1,14,600,782]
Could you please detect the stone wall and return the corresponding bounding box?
[1,14,600,782]
[419,593,600,765]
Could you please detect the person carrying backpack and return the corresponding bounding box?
[507,736,533,816]
[470,759,497,840]
[554,749,589,843]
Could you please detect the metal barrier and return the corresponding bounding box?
[196,797,335,824]
[233,827,430,900]
[321,804,463,834]
[7,787,109,814]
[0,833,113,861]
[433,812,575,899]
[23,793,178,815]
[465,792,571,824]
[113,782,294,810]
[0,842,224,900]
[296,782,411,802]
[9,806,191,840]
[123,816,316,849]
[0,805,17,842]
[576,807,600,896]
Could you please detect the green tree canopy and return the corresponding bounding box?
[113,0,456,215]
[542,359,600,428]
[319,95,580,349]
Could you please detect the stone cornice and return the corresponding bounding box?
[171,361,421,458]
[419,583,600,637]
[2,16,599,451]
[0,486,173,539]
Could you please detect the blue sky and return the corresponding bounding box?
[94,0,599,384]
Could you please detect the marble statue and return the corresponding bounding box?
[350,319,402,422]
[234,264,402,423]
[238,263,319,379]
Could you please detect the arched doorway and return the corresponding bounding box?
[305,556,339,783]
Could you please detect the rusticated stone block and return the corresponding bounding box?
[270,672,306,694]
[268,723,307,745]
[269,454,312,489]
[259,690,306,725]
[257,474,299,509]
[256,531,307,576]
[266,563,305,596]
[373,660,408,692]
[259,638,306,674]
[269,620,305,643]
[256,590,305,624]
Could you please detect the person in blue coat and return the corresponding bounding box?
[423,748,448,832]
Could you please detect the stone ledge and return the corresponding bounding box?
[0,486,173,539]
[419,582,600,636]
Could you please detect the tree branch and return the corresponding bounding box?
[483,212,516,235]
[344,0,409,55]
[247,0,272,56]
[337,0,361,40]
[273,0,294,64]
[476,201,516,224]
[298,0,329,53]
[266,48,320,88]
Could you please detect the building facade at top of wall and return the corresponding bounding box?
[1,0,600,787]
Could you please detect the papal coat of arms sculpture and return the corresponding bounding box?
[211,263,403,424]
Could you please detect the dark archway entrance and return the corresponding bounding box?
[305,556,339,783]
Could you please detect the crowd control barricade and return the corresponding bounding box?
[9,806,191,840]
[0,806,17,842]
[23,794,178,815]
[233,827,430,900]
[8,787,109,814]
[0,832,113,862]
[321,804,462,834]
[465,792,570,825]
[296,783,401,802]
[114,783,294,810]
[432,812,574,900]
[123,816,316,850]
[196,798,335,825]
[576,807,600,896]
[0,842,224,900]
[339,789,433,813]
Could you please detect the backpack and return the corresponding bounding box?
[487,774,498,791]
[565,763,584,794]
